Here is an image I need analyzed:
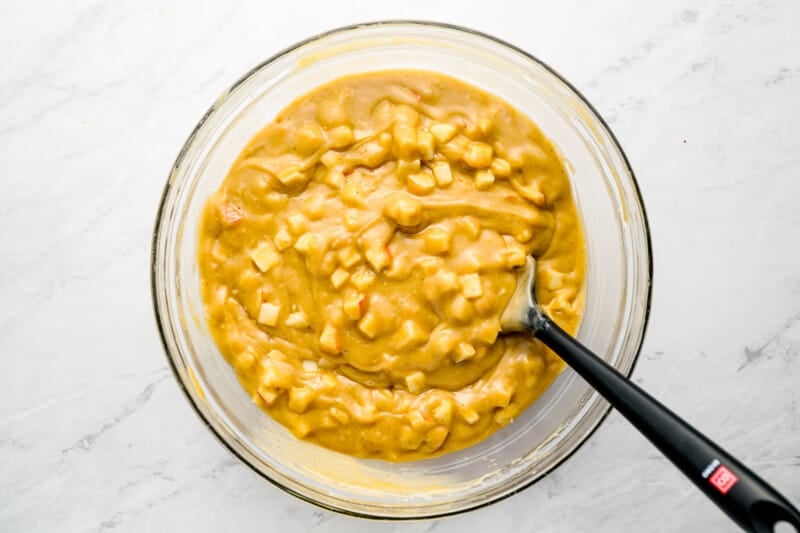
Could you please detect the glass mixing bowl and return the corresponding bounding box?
[151,21,652,519]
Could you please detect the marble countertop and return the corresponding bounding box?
[2,0,799,531]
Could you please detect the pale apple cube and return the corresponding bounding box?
[257,385,281,406]
[365,246,391,272]
[417,129,435,160]
[337,245,362,268]
[285,212,307,235]
[320,150,342,168]
[324,167,345,189]
[288,387,315,414]
[327,125,354,148]
[358,312,380,339]
[285,310,309,329]
[463,141,493,168]
[458,406,480,424]
[350,267,376,290]
[249,241,280,273]
[432,399,454,425]
[405,371,426,394]
[406,171,436,195]
[458,216,482,240]
[273,226,294,251]
[294,232,325,255]
[429,122,457,144]
[257,302,281,326]
[474,169,495,190]
[503,246,527,268]
[461,273,483,299]
[448,294,475,323]
[384,193,422,226]
[295,122,324,155]
[319,322,341,354]
[424,226,451,255]
[393,320,428,350]
[428,327,458,357]
[453,342,476,363]
[431,161,453,186]
[277,166,308,188]
[491,157,512,178]
[341,181,367,208]
[343,290,366,320]
[330,268,350,290]
[396,158,421,176]
[393,124,417,157]
[301,359,318,372]
[302,194,325,220]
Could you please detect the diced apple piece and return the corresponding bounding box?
[277,166,308,188]
[452,342,476,363]
[457,216,482,240]
[249,241,280,273]
[288,387,315,413]
[358,312,380,339]
[365,246,391,272]
[319,322,342,354]
[405,371,426,394]
[463,141,493,168]
[417,130,435,160]
[384,193,422,227]
[393,124,416,158]
[430,122,457,144]
[406,171,436,195]
[341,181,367,208]
[285,310,309,329]
[350,267,376,290]
[448,294,475,323]
[302,194,325,220]
[431,161,453,186]
[343,290,366,320]
[257,302,280,326]
[273,226,294,251]
[503,245,527,268]
[432,399,454,425]
[460,273,483,299]
[393,320,428,350]
[330,268,350,290]
[327,125,354,148]
[337,245,362,268]
[285,213,307,235]
[294,232,325,256]
[295,122,324,155]
[320,150,342,168]
[217,203,243,226]
[474,169,495,190]
[491,157,512,178]
[396,158,421,176]
[424,226,451,255]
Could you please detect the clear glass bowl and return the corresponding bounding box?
[151,21,652,519]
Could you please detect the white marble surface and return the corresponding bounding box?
[1,0,799,531]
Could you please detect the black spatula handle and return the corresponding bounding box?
[533,314,800,533]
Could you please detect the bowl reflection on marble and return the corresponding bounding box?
[151,21,652,519]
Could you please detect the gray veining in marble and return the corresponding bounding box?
[1,0,798,531]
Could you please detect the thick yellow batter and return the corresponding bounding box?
[198,70,585,461]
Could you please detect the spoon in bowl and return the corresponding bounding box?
[500,257,800,533]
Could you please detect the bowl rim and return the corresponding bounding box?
[150,19,654,520]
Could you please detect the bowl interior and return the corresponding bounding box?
[153,22,651,518]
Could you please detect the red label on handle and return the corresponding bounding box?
[708,465,739,494]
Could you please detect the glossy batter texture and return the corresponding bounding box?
[198,70,586,461]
